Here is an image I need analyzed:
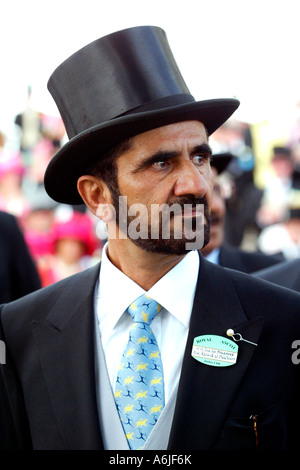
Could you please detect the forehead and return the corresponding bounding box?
[115,120,208,165]
[130,120,208,149]
[112,121,209,176]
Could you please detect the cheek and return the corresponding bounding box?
[118,177,166,208]
[118,172,147,197]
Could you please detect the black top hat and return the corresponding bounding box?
[44,25,240,204]
[272,146,292,160]
[211,152,235,174]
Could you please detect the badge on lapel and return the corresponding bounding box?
[191,334,238,367]
[191,329,258,367]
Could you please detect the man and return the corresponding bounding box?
[1,26,300,451]
[0,210,41,303]
[256,146,295,227]
[253,258,300,292]
[202,153,284,273]
[0,209,41,449]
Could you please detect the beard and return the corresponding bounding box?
[109,184,211,255]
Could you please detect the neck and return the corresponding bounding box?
[106,238,185,291]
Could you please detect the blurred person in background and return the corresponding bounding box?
[0,131,5,148]
[14,86,65,168]
[14,86,42,168]
[201,153,283,272]
[21,113,65,209]
[0,130,41,302]
[0,209,41,303]
[257,207,300,259]
[256,146,295,228]
[0,149,30,221]
[253,258,300,292]
[38,209,100,286]
[210,121,263,249]
[22,186,58,284]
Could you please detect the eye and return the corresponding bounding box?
[192,155,203,165]
[192,155,205,166]
[192,153,211,166]
[152,160,170,170]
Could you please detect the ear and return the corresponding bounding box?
[77,175,114,222]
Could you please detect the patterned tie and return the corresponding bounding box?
[114,294,165,450]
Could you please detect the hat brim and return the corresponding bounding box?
[44,98,239,204]
[211,152,235,175]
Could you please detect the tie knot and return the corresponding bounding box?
[127,294,161,325]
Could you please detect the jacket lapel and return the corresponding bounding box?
[168,256,264,450]
[32,264,103,450]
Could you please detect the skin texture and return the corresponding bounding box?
[78,120,213,290]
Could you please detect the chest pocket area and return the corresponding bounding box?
[214,397,288,450]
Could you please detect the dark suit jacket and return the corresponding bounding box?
[253,259,300,292]
[218,244,283,273]
[0,211,41,303]
[1,254,300,450]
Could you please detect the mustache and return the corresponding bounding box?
[162,196,210,218]
[168,195,208,207]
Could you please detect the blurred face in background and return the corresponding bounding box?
[271,155,294,179]
[201,167,226,256]
[55,238,86,265]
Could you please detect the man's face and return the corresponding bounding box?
[106,120,213,254]
[201,168,226,256]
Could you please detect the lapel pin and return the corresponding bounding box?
[226,328,258,347]
[191,334,239,367]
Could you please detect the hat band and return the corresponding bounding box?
[117,93,195,118]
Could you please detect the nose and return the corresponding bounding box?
[173,161,212,198]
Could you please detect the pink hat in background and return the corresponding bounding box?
[0,150,24,178]
[24,230,55,259]
[52,211,98,255]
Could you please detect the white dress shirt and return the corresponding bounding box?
[95,244,200,403]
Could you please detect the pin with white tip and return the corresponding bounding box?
[226,329,257,347]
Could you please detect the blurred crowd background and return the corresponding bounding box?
[1,86,300,287]
[0,87,105,288]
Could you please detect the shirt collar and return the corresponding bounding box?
[97,243,200,329]
[147,250,199,327]
[205,247,220,265]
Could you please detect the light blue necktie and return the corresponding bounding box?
[115,294,165,450]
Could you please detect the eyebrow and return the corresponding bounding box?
[133,144,212,173]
